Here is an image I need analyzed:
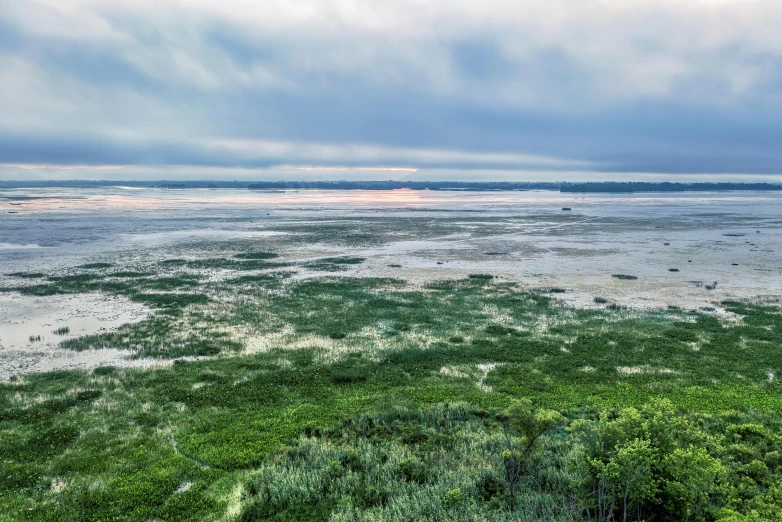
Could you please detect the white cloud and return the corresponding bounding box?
[205,138,594,168]
[1,0,782,174]
[6,0,782,105]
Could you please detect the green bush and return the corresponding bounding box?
[398,458,429,484]
[570,399,725,521]
[443,487,466,506]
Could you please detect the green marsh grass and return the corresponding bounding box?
[302,257,366,272]
[3,258,782,520]
[77,262,114,269]
[234,252,279,260]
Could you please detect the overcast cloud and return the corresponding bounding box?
[1,0,782,180]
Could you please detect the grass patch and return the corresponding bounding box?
[159,259,187,266]
[131,292,209,309]
[185,258,287,271]
[234,252,279,260]
[110,271,153,278]
[77,262,113,269]
[612,274,638,280]
[303,257,366,272]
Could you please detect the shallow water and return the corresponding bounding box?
[0,293,150,380]
[2,187,780,293]
[1,187,781,377]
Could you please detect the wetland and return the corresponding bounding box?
[1,187,782,521]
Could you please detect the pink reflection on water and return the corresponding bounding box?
[6,187,778,216]
[7,188,565,213]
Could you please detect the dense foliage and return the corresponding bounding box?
[238,401,782,521]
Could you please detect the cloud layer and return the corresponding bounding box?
[1,0,782,178]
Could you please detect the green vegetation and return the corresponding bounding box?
[11,272,203,297]
[183,258,287,271]
[303,257,366,272]
[2,256,782,520]
[160,258,187,265]
[227,272,293,286]
[612,274,638,280]
[110,271,153,278]
[60,306,239,357]
[239,398,782,521]
[234,252,279,260]
[77,262,114,269]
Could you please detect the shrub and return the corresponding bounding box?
[331,370,367,385]
[485,324,518,336]
[443,488,466,506]
[78,263,113,269]
[468,274,494,280]
[398,458,428,484]
[326,460,344,478]
[75,390,102,402]
[476,472,505,501]
[570,399,725,522]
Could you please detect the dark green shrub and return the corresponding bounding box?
[331,370,367,385]
[398,458,428,484]
[75,390,102,402]
[476,472,505,501]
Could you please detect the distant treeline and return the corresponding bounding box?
[1,179,780,192]
[560,182,782,193]
[246,181,561,190]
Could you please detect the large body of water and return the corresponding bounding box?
[2,187,781,285]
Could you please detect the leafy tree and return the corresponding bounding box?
[570,399,725,521]
[496,398,564,511]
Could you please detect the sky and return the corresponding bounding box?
[1,0,782,182]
